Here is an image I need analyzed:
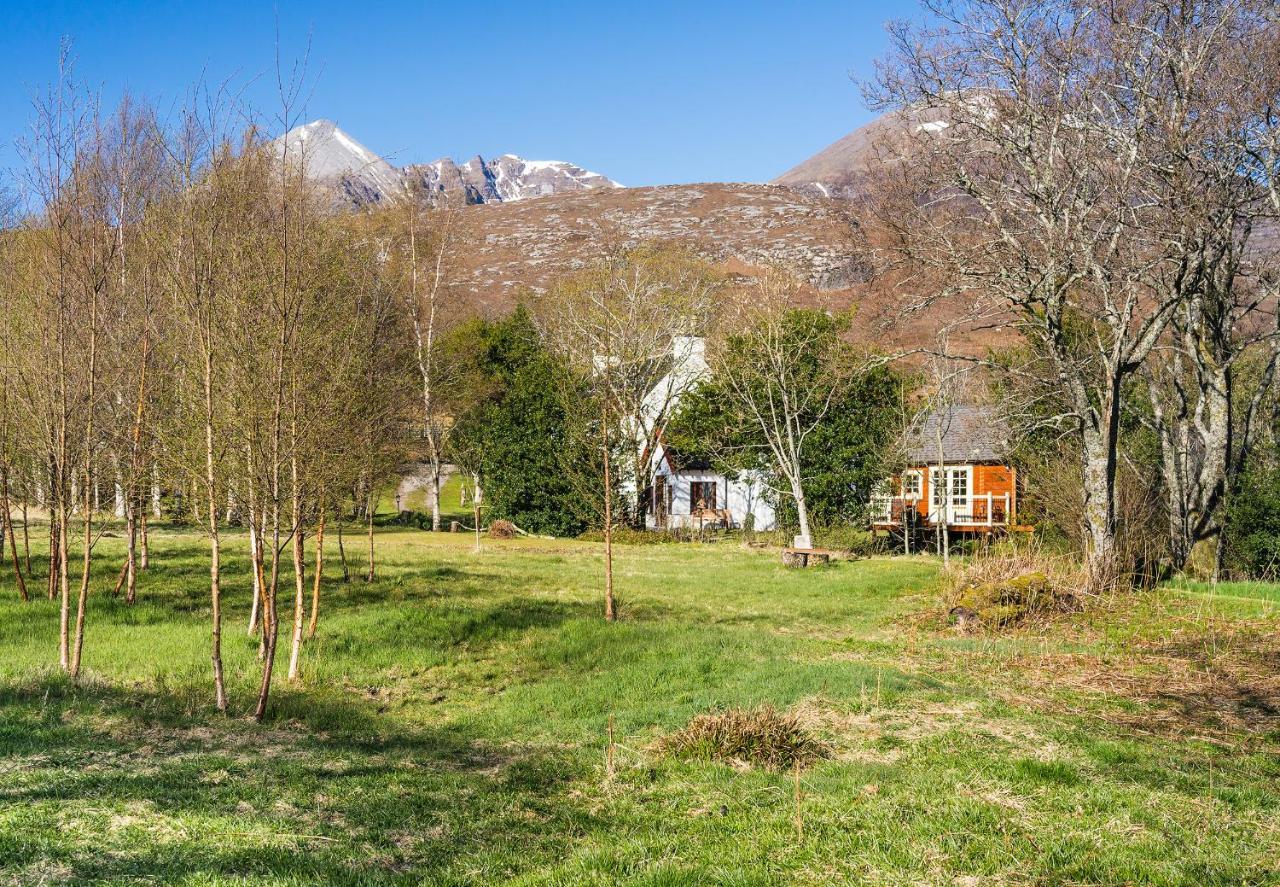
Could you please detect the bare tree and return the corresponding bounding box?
[390,188,465,532]
[704,269,862,548]
[921,332,975,567]
[16,49,124,675]
[864,0,1279,588]
[536,247,719,620]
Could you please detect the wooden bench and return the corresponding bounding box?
[781,547,832,568]
[691,508,733,530]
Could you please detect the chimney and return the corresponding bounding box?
[671,335,707,380]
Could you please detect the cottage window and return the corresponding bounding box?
[690,481,717,511]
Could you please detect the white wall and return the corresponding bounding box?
[725,470,775,531]
[649,459,776,531]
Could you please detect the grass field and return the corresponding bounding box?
[1,527,1278,885]
[397,472,473,526]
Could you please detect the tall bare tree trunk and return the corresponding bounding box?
[789,476,813,550]
[57,303,71,667]
[1,467,27,601]
[934,421,950,569]
[336,511,349,582]
[123,505,138,602]
[69,469,91,678]
[57,488,70,668]
[472,474,482,553]
[0,388,21,601]
[70,295,99,680]
[1081,393,1121,592]
[247,465,263,636]
[429,459,442,532]
[601,400,615,623]
[244,440,262,634]
[46,470,58,600]
[21,501,31,578]
[406,203,453,534]
[139,509,149,570]
[307,502,324,639]
[203,345,227,711]
[253,320,288,722]
[287,406,306,681]
[365,487,376,582]
[124,335,149,604]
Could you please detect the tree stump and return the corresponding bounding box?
[449,521,462,533]
[782,548,832,568]
[781,549,808,568]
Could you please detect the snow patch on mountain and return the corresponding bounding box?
[274,120,622,207]
[276,120,403,205]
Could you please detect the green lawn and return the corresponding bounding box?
[1,528,1278,885]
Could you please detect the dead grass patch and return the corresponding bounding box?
[988,623,1280,747]
[655,705,829,770]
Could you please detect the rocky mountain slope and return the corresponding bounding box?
[450,182,864,306]
[772,107,950,200]
[274,120,620,206]
[445,182,991,354]
[272,118,993,354]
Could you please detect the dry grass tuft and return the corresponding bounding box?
[655,705,830,770]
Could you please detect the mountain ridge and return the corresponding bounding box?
[274,119,622,206]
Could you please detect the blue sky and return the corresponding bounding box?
[0,1,919,187]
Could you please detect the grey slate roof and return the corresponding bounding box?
[904,404,1008,464]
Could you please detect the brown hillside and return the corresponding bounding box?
[450,181,995,355]
[453,182,864,303]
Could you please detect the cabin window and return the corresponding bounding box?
[902,470,922,498]
[690,481,717,511]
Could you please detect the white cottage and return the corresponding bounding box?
[635,336,776,532]
[646,442,776,531]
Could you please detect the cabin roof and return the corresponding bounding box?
[904,403,1008,464]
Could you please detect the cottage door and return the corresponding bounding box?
[654,476,669,528]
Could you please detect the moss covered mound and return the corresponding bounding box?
[950,571,1079,629]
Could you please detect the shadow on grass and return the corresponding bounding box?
[0,673,600,884]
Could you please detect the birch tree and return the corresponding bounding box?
[536,248,719,620]
[388,189,465,531]
[17,53,122,675]
[700,270,861,548]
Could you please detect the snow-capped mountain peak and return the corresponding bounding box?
[274,120,622,207]
[275,120,403,204]
[486,154,621,201]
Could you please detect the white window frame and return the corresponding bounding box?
[901,469,923,500]
[929,465,973,522]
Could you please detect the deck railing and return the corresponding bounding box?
[872,493,1012,527]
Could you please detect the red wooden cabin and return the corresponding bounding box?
[871,404,1020,536]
